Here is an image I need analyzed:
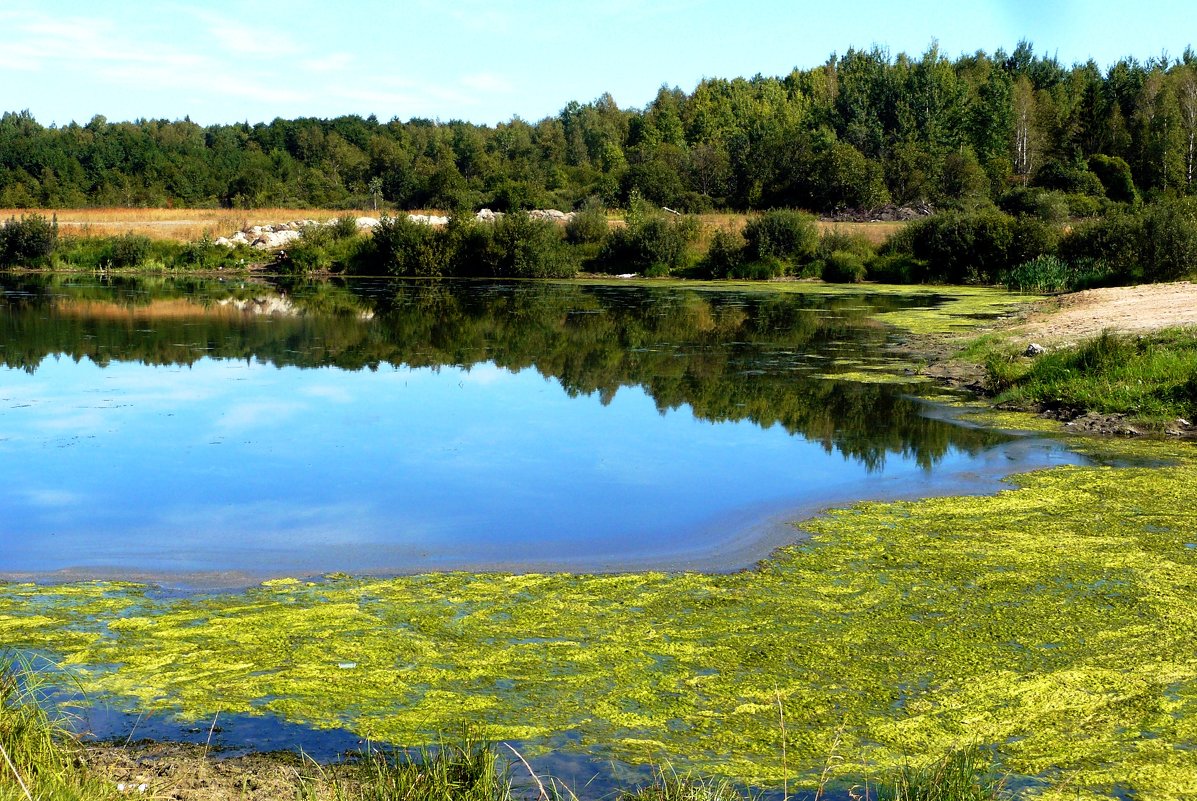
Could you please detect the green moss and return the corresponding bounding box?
[4,449,1197,799]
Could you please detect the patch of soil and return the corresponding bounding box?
[1009,281,1197,345]
[86,742,326,801]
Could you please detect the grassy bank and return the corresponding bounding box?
[960,327,1197,430]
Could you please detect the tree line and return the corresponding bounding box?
[4,42,1197,213]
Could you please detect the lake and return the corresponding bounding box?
[0,275,1083,586]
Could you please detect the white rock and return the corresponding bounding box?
[355,216,380,229]
[214,237,232,247]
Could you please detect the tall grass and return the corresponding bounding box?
[877,746,1008,801]
[0,654,119,801]
[298,738,514,801]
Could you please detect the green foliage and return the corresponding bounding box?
[278,223,368,274]
[896,210,1058,284]
[1087,154,1139,204]
[601,201,699,274]
[369,214,451,277]
[1,45,1196,215]
[0,655,121,800]
[178,233,224,270]
[1060,198,1197,283]
[484,212,576,278]
[1031,161,1105,197]
[300,739,514,801]
[1140,197,1197,281]
[103,233,153,267]
[564,200,609,245]
[700,229,746,279]
[618,766,749,801]
[0,214,57,267]
[998,188,1069,223]
[865,253,929,284]
[742,210,818,267]
[999,254,1076,293]
[821,249,868,283]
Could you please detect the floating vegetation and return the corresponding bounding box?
[3,444,1197,800]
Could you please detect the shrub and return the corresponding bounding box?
[821,250,867,283]
[815,229,875,261]
[565,200,609,245]
[1140,197,1197,282]
[179,234,220,269]
[368,214,450,276]
[445,216,495,276]
[0,214,57,267]
[742,210,818,264]
[899,209,1057,284]
[484,212,576,278]
[105,233,152,267]
[999,187,1069,223]
[1089,154,1139,204]
[276,224,366,274]
[728,255,787,280]
[701,228,746,278]
[328,214,360,240]
[1062,192,1106,218]
[601,204,699,274]
[866,253,929,284]
[1059,198,1197,284]
[1059,212,1143,280]
[1032,161,1106,196]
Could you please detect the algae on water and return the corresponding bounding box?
[3,449,1197,801]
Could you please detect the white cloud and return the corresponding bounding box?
[21,488,86,508]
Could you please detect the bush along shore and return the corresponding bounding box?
[4,188,1197,290]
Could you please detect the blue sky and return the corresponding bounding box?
[1,0,1194,127]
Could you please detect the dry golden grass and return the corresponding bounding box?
[3,207,907,248]
[0,208,381,242]
[694,212,905,244]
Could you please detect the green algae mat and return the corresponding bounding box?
[4,441,1197,800]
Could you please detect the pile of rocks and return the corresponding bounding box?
[822,204,933,223]
[215,217,382,250]
[474,208,576,223]
[215,210,578,250]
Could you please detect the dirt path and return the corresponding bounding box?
[1008,281,1197,345]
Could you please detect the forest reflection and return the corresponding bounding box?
[0,274,1004,470]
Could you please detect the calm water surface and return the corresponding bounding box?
[0,275,1082,584]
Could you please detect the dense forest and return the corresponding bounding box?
[3,42,1197,213]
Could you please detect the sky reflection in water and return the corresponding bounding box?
[0,278,1083,581]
